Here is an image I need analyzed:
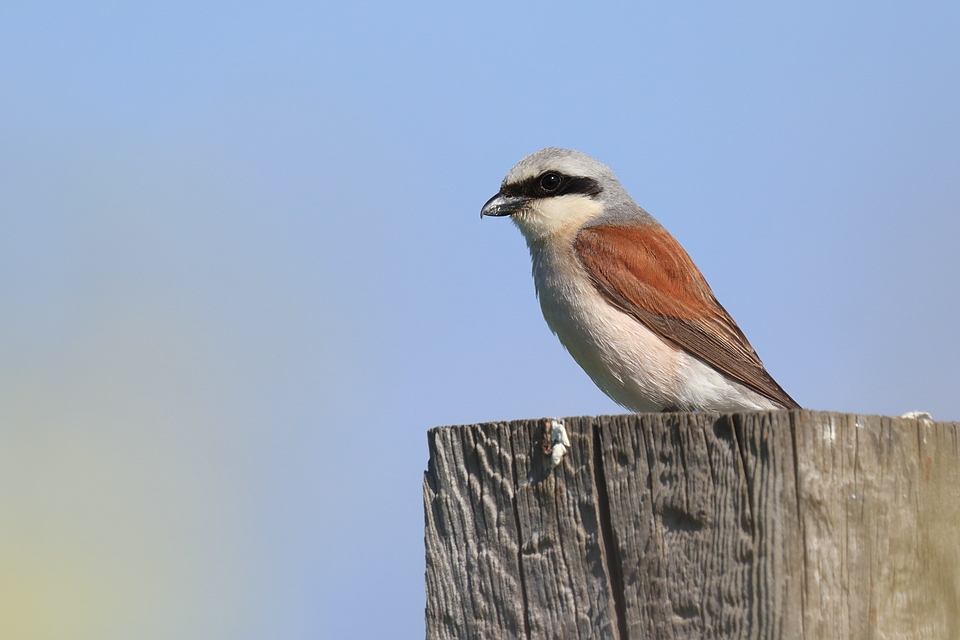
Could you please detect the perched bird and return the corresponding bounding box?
[481,148,799,413]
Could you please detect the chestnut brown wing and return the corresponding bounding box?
[574,224,799,409]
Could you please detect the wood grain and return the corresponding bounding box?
[424,411,960,640]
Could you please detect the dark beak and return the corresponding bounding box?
[480,193,530,218]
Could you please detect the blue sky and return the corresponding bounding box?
[1,2,958,638]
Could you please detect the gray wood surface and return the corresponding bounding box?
[423,411,960,639]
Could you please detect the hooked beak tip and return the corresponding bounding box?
[480,193,527,219]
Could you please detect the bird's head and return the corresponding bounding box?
[481,147,641,244]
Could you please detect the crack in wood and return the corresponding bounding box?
[788,412,808,640]
[731,414,757,539]
[592,421,629,640]
[509,426,532,640]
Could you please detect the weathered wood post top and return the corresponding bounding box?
[424,410,960,640]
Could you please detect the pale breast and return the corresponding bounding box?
[528,231,684,412]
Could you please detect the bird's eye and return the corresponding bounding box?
[539,172,562,192]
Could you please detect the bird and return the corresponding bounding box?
[481,147,799,413]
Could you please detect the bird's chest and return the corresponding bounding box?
[529,242,674,368]
[527,238,684,411]
[529,242,598,337]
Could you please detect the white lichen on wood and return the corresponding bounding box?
[548,418,570,468]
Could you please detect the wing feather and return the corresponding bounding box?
[574,224,799,409]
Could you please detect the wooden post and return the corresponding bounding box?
[423,411,960,639]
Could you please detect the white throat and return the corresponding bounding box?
[511,195,602,246]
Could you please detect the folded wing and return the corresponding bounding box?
[574,224,799,409]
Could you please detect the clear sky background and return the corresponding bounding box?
[1,2,958,638]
